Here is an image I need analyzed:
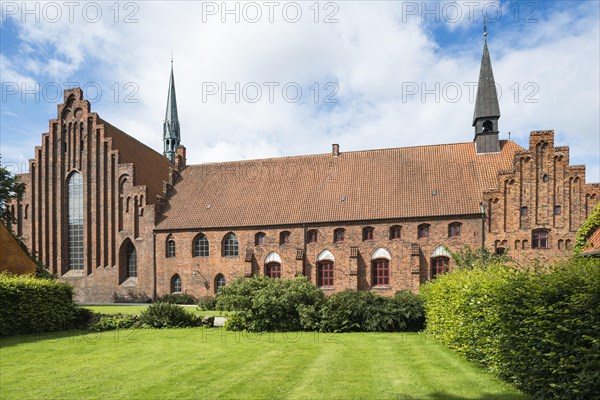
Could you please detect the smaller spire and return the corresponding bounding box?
[163,58,181,163]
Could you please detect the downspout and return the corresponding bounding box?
[152,231,157,301]
[303,223,307,276]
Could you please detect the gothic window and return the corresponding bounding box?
[193,234,209,257]
[307,229,318,243]
[171,274,182,293]
[166,239,176,258]
[372,259,389,286]
[431,257,449,279]
[418,224,430,239]
[362,227,374,241]
[126,241,137,278]
[334,228,345,243]
[532,230,549,249]
[265,262,281,278]
[67,172,84,270]
[318,261,334,287]
[223,233,239,257]
[389,225,401,240]
[279,231,291,245]
[448,222,461,237]
[255,232,266,246]
[215,274,226,294]
[554,205,561,215]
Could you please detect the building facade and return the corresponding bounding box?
[10,35,600,302]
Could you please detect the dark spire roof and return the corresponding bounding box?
[164,59,180,140]
[472,22,500,126]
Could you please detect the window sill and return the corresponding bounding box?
[372,285,392,290]
[319,286,335,291]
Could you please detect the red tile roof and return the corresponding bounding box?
[583,228,600,255]
[156,140,524,230]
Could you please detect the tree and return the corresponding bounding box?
[447,245,512,270]
[0,166,25,229]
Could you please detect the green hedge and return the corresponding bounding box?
[421,258,600,400]
[0,273,80,336]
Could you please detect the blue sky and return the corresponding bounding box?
[1,0,599,182]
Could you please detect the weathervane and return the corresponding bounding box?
[483,15,487,38]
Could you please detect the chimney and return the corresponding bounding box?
[175,145,186,170]
[332,144,340,157]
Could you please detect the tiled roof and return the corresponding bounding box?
[100,118,172,204]
[583,228,600,255]
[156,140,523,230]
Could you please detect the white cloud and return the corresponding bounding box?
[1,1,599,182]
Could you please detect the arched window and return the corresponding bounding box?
[448,222,461,237]
[318,261,334,287]
[417,224,430,239]
[171,274,182,293]
[362,226,374,241]
[333,228,345,243]
[214,274,226,294]
[255,232,266,246]
[279,231,291,245]
[495,247,506,255]
[389,225,401,240]
[482,120,493,132]
[431,257,449,278]
[265,262,281,278]
[67,172,84,270]
[532,230,549,249]
[372,259,389,286]
[307,229,318,243]
[223,233,239,257]
[521,206,528,216]
[557,239,564,250]
[565,239,572,249]
[126,241,137,278]
[166,239,176,258]
[193,234,209,257]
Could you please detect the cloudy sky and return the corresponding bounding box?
[1,0,599,182]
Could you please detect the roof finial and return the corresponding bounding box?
[171,51,173,64]
[483,15,487,38]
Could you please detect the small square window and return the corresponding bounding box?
[554,205,561,215]
[521,207,528,216]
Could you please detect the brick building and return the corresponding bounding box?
[10,34,600,302]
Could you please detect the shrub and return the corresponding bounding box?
[315,290,424,333]
[197,295,218,311]
[421,257,600,400]
[0,273,79,336]
[139,302,199,328]
[156,293,196,305]
[216,276,325,331]
[89,313,140,331]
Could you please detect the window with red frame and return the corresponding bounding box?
[418,224,430,239]
[431,257,449,278]
[532,230,548,249]
[318,261,334,287]
[389,225,401,240]
[334,228,345,243]
[362,226,374,241]
[372,259,389,286]
[448,223,461,237]
[279,231,291,245]
[255,232,266,246]
[307,229,318,243]
[265,262,281,278]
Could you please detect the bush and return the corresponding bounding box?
[216,276,325,331]
[421,257,600,400]
[89,313,140,331]
[315,290,424,333]
[156,293,196,305]
[139,302,199,328]
[0,273,79,336]
[197,295,218,311]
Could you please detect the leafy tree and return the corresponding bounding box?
[0,166,25,229]
[447,245,512,270]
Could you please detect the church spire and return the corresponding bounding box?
[163,58,181,163]
[473,17,501,154]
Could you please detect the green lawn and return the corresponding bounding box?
[83,304,229,317]
[0,329,526,399]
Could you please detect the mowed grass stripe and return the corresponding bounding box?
[0,330,527,399]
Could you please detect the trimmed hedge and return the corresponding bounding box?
[0,273,80,336]
[421,258,600,400]
[156,293,196,305]
[139,302,200,328]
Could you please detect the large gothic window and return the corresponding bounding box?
[126,241,137,278]
[223,233,239,257]
[67,172,84,270]
[193,233,209,257]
